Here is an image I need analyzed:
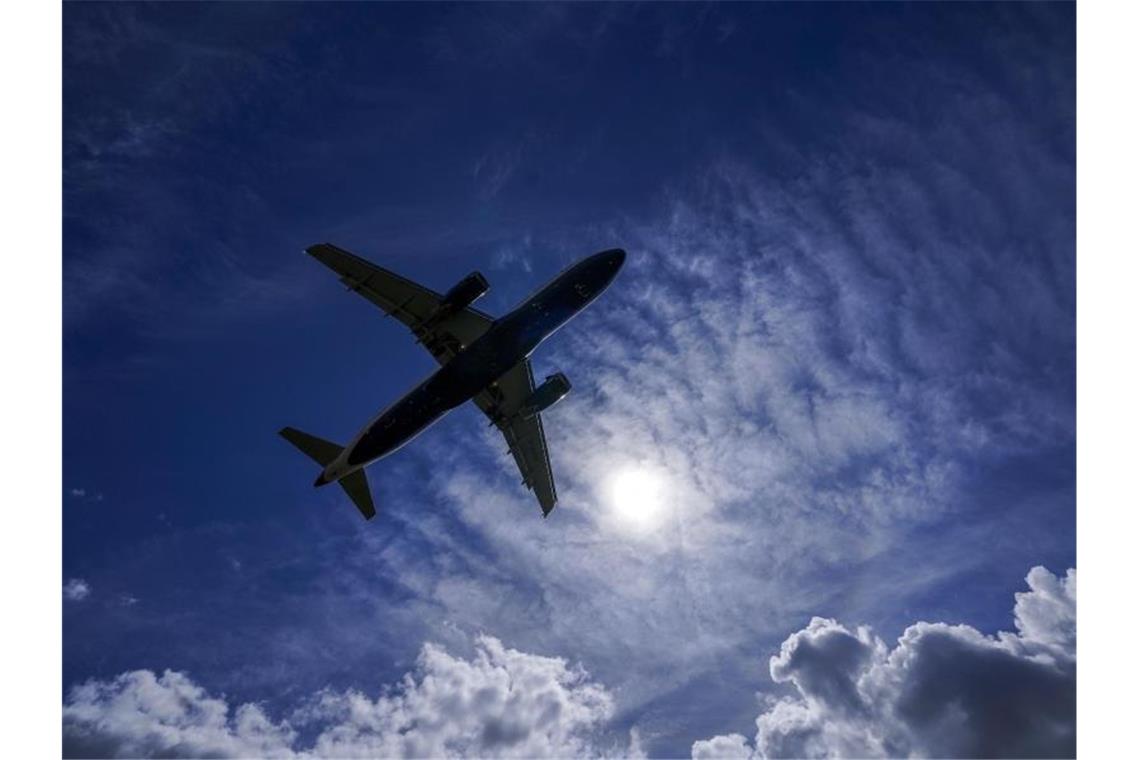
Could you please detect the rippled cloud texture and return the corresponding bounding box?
[64,4,1073,757]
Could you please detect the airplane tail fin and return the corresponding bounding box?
[278,427,377,520]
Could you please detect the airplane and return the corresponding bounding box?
[280,243,626,520]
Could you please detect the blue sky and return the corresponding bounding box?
[63,4,1074,757]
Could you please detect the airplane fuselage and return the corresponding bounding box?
[315,248,626,486]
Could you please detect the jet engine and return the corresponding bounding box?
[521,372,571,418]
[441,271,489,312]
[423,272,490,329]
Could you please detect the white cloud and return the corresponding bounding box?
[63,578,91,602]
[1014,565,1077,653]
[691,566,1076,759]
[692,733,752,759]
[61,28,1074,748]
[84,136,1071,752]
[308,145,1076,734]
[301,635,625,758]
[395,159,1030,669]
[61,10,1073,758]
[63,635,639,759]
[63,670,295,759]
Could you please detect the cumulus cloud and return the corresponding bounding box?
[63,635,638,759]
[306,118,1076,742]
[63,669,295,759]
[60,10,1074,757]
[691,566,1076,759]
[385,141,1073,696]
[58,96,1075,754]
[692,733,752,759]
[64,578,91,602]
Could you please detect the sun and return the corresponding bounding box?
[607,466,668,532]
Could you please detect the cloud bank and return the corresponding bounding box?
[692,566,1076,759]
[63,635,638,759]
[63,567,1074,759]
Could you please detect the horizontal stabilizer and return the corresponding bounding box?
[338,469,376,520]
[279,427,341,467]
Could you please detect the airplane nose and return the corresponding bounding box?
[314,472,330,487]
[595,248,625,271]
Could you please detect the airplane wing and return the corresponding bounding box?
[306,243,494,365]
[472,360,557,516]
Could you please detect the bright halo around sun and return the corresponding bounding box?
[606,465,669,533]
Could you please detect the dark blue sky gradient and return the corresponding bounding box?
[63,4,1074,756]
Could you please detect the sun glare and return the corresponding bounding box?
[607,466,668,532]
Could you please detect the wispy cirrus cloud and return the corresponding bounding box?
[399,118,1063,616]
[61,123,1073,753]
[62,5,1074,757]
[317,85,1073,745]
[63,4,330,343]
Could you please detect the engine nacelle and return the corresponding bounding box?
[521,372,571,418]
[440,271,489,314]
